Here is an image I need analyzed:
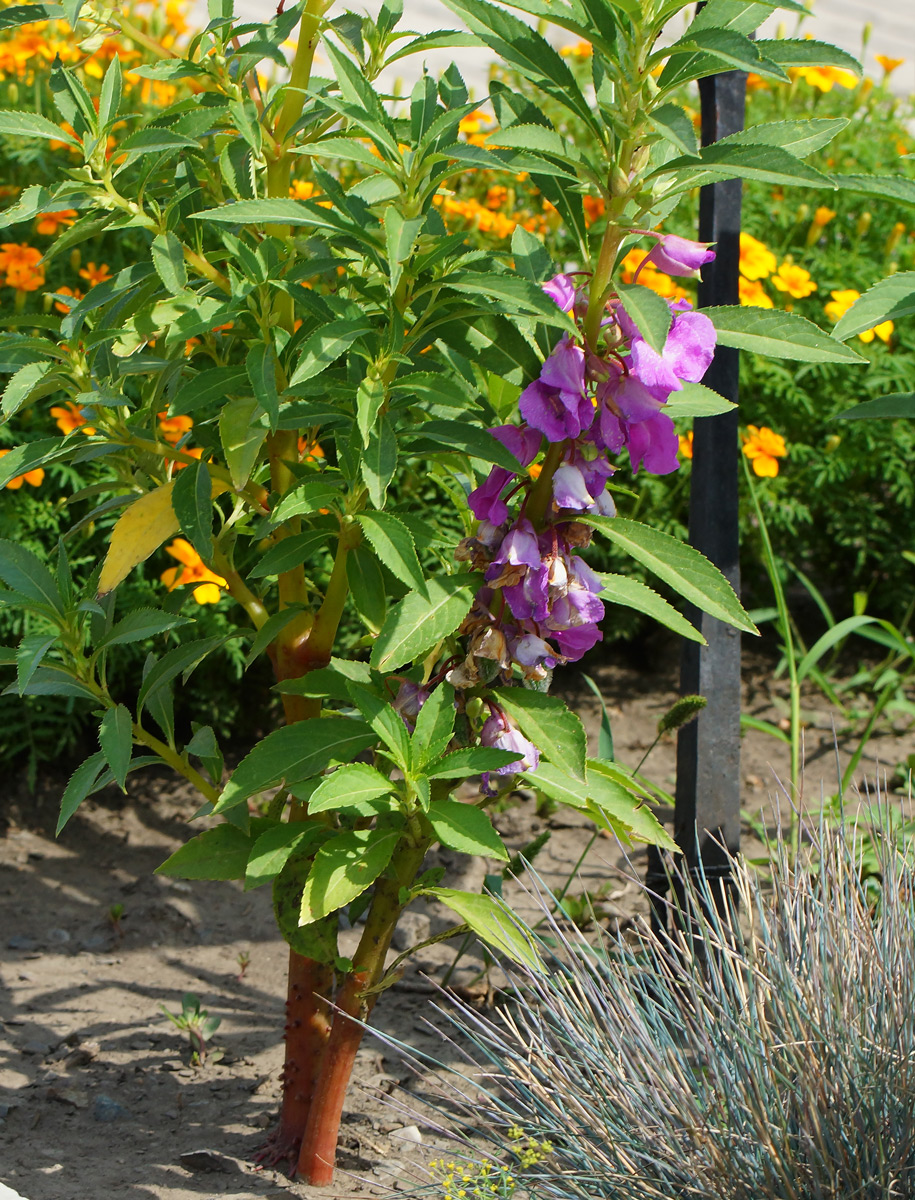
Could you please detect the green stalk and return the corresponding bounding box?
[743,456,802,854]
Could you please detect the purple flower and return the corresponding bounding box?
[393,680,430,732]
[540,335,586,395]
[542,273,578,312]
[468,466,514,525]
[491,423,542,468]
[643,234,716,279]
[552,463,597,511]
[519,380,594,443]
[481,707,540,773]
[619,305,716,401]
[503,563,550,623]
[627,411,679,475]
[490,519,541,571]
[553,622,602,659]
[510,632,559,671]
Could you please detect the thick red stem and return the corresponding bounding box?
[295,971,372,1185]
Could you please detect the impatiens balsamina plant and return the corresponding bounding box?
[0,0,871,1183]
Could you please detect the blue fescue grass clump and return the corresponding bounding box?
[420,807,915,1199]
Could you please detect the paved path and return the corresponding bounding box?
[208,0,915,96]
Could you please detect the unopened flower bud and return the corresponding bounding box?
[610,165,630,197]
[630,145,650,175]
[69,249,82,272]
[856,211,872,237]
[7,83,18,105]
[885,221,906,256]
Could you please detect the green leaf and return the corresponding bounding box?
[647,102,698,158]
[831,272,915,341]
[151,232,188,294]
[511,223,552,284]
[718,117,847,160]
[0,538,63,614]
[580,673,614,761]
[173,366,249,416]
[288,318,373,387]
[587,517,758,635]
[405,420,524,472]
[428,799,508,861]
[596,572,704,643]
[98,54,122,132]
[756,38,861,74]
[362,414,397,509]
[701,306,866,364]
[96,608,191,650]
[245,821,323,890]
[356,375,385,447]
[347,682,412,772]
[356,511,425,595]
[385,210,425,293]
[157,824,254,880]
[664,382,736,419]
[658,27,787,89]
[1,360,58,420]
[275,658,374,700]
[243,605,307,667]
[57,751,106,834]
[16,634,55,695]
[245,342,279,429]
[830,175,915,208]
[370,575,475,672]
[171,458,213,561]
[137,636,226,716]
[655,143,832,191]
[215,716,375,811]
[427,887,543,971]
[347,544,387,633]
[192,198,330,225]
[837,393,915,421]
[4,666,95,700]
[274,855,338,962]
[306,763,395,814]
[118,127,199,157]
[586,759,677,848]
[491,688,586,782]
[300,828,401,924]
[426,746,534,778]
[0,109,81,147]
[98,704,134,791]
[219,395,267,489]
[442,271,577,333]
[248,530,329,579]
[411,681,456,767]
[0,439,65,494]
[617,284,672,354]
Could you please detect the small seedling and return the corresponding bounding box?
[107,903,124,939]
[235,950,251,982]
[161,992,222,1065]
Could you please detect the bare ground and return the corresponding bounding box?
[2,653,914,1199]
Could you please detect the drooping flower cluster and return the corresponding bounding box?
[450,238,717,695]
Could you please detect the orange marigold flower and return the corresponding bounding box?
[34,209,77,236]
[172,447,204,471]
[619,248,687,301]
[742,425,787,477]
[160,538,227,605]
[738,277,774,309]
[678,431,694,460]
[812,206,836,228]
[158,410,193,445]
[0,448,44,490]
[298,437,325,463]
[876,54,904,75]
[52,285,83,314]
[0,243,44,290]
[51,401,95,436]
[582,195,606,227]
[289,179,317,200]
[738,233,776,281]
[745,72,769,92]
[528,462,542,480]
[771,261,816,299]
[485,185,508,210]
[79,261,112,287]
[458,109,492,136]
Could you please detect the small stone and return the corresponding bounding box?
[64,1042,99,1069]
[7,935,37,952]
[390,1124,423,1145]
[129,1039,154,1051]
[46,929,70,945]
[92,1093,130,1122]
[21,1041,52,1058]
[0,1182,28,1200]
[47,1086,88,1110]
[179,1150,231,1173]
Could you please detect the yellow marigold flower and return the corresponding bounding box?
[78,261,112,287]
[0,448,44,490]
[792,65,858,91]
[738,277,773,308]
[771,261,816,299]
[51,401,95,436]
[738,233,776,281]
[158,410,194,445]
[679,431,693,459]
[160,538,227,605]
[298,437,325,463]
[52,284,83,314]
[289,179,317,200]
[823,288,892,343]
[35,208,77,236]
[876,54,904,75]
[172,446,204,471]
[458,109,492,136]
[485,185,508,210]
[559,40,591,58]
[742,425,786,477]
[812,206,836,228]
[582,194,605,228]
[745,72,769,91]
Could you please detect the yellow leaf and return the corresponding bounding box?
[98,478,228,595]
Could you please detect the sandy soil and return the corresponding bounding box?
[2,653,913,1200]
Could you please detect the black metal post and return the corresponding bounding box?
[647,68,746,929]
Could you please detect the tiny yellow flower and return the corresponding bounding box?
[738,233,776,281]
[738,277,773,309]
[771,261,816,299]
[679,431,694,460]
[876,54,904,75]
[160,538,227,605]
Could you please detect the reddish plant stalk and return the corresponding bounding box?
[273,951,334,1161]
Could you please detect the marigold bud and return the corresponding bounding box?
[610,166,629,197]
[856,211,872,237]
